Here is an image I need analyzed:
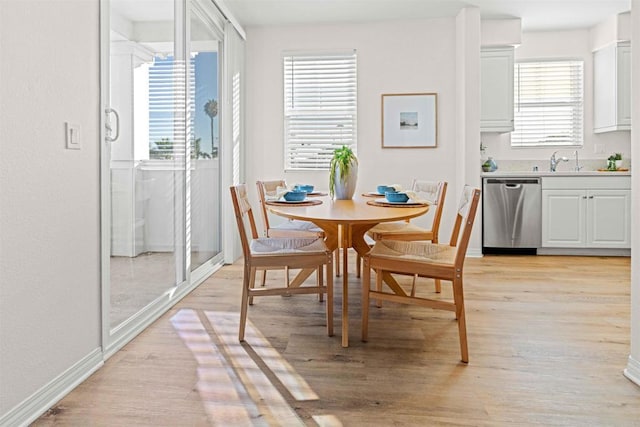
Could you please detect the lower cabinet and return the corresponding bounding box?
[542,177,631,249]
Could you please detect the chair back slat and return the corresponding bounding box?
[451,186,481,267]
[256,180,287,236]
[411,180,447,242]
[230,184,260,259]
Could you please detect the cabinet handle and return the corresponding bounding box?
[582,196,587,199]
[588,196,594,199]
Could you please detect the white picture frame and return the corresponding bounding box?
[381,93,437,148]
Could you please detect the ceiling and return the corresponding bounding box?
[220,0,631,32]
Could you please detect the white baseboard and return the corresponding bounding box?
[0,348,103,427]
[466,247,483,258]
[624,355,640,387]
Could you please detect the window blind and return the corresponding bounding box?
[148,56,195,159]
[284,51,357,170]
[512,60,583,147]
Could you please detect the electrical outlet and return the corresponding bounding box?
[65,122,81,150]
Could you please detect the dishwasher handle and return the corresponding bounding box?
[485,178,540,185]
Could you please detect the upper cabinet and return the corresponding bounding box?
[593,41,631,133]
[480,47,514,133]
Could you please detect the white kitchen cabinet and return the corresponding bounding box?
[542,177,630,249]
[481,47,514,132]
[593,41,631,133]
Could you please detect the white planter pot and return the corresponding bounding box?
[333,162,358,200]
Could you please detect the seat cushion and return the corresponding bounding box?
[369,240,455,264]
[250,237,328,256]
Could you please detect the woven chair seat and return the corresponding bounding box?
[367,222,432,240]
[369,240,456,264]
[250,237,328,255]
[270,219,323,234]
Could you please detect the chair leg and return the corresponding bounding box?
[248,267,257,306]
[411,274,418,297]
[326,259,334,337]
[261,269,267,287]
[452,278,469,363]
[239,265,251,341]
[335,248,340,277]
[361,257,370,342]
[285,266,290,286]
[431,237,442,293]
[356,253,361,278]
[375,269,383,308]
[318,264,324,302]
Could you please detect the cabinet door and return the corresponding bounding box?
[542,190,585,247]
[593,42,631,133]
[481,47,514,132]
[617,44,631,127]
[586,189,631,248]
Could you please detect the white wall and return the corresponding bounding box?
[481,30,631,168]
[245,18,469,239]
[456,7,482,252]
[0,0,101,419]
[625,0,640,387]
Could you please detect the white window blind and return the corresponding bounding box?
[512,60,583,147]
[284,51,357,170]
[148,56,195,159]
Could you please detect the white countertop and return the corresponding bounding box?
[481,170,630,178]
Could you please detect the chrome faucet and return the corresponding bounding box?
[550,151,569,172]
[574,150,583,172]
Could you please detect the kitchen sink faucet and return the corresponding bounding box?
[574,150,583,172]
[550,151,569,172]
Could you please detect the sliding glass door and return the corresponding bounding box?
[102,0,224,356]
[189,2,223,275]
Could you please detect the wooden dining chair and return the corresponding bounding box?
[256,180,341,278]
[256,180,323,238]
[363,180,447,292]
[361,186,481,363]
[230,184,334,341]
[367,180,447,242]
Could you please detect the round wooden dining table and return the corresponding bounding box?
[267,195,430,347]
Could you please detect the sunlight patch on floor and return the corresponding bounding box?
[171,309,334,426]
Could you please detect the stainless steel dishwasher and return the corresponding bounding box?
[483,177,541,253]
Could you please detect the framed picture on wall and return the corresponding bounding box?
[381,93,437,148]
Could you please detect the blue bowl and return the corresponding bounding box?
[385,192,409,203]
[377,185,397,195]
[294,184,314,193]
[283,190,307,202]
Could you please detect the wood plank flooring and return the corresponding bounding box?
[33,254,639,426]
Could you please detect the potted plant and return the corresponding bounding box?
[329,145,358,199]
[614,153,623,169]
[607,153,623,170]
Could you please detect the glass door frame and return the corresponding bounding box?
[189,0,226,284]
[99,0,226,359]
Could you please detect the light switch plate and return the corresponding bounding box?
[65,122,81,150]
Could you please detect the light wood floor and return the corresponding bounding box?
[34,254,639,426]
